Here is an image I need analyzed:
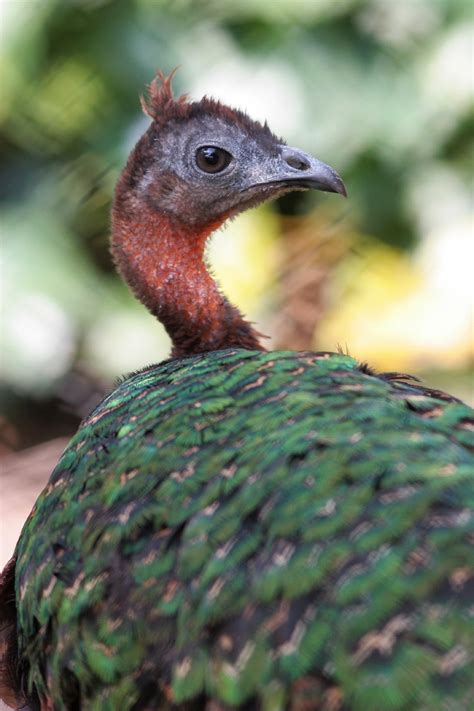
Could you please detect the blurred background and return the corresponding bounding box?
[1,0,473,567]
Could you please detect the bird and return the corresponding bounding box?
[0,70,473,711]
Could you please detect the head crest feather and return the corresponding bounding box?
[140,68,280,146]
[140,68,191,126]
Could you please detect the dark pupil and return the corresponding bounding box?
[203,147,219,165]
[196,146,231,173]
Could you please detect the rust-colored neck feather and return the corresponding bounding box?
[111,199,264,358]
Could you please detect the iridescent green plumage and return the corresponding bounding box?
[11,349,474,710]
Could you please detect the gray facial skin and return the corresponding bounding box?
[138,114,346,227]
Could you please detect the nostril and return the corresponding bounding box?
[285,156,309,170]
[281,146,311,171]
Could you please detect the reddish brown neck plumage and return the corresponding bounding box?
[111,200,264,358]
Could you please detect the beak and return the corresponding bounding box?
[276,146,347,197]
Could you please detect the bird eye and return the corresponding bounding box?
[195,146,232,174]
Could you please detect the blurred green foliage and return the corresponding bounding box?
[1,0,472,448]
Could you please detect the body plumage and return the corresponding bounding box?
[2,351,472,710]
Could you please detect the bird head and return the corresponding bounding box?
[117,70,346,229]
[112,70,347,355]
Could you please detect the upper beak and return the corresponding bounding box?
[276,146,347,197]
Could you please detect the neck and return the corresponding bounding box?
[111,200,264,358]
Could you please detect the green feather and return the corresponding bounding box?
[10,349,474,709]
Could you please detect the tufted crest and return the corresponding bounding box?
[140,68,189,125]
[140,68,279,144]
